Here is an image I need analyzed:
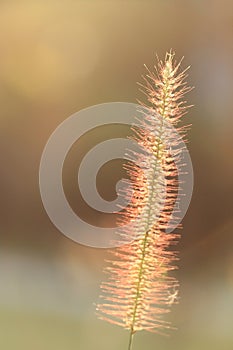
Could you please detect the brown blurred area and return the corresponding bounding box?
[0,1,233,349]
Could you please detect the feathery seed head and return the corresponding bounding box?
[96,51,192,337]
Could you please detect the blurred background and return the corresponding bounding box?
[0,0,233,349]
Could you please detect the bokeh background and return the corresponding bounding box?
[0,1,233,349]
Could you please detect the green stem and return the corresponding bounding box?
[127,74,170,348]
[129,109,166,333]
[127,329,134,350]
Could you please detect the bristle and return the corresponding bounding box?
[96,51,191,336]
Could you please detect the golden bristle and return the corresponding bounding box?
[96,51,192,347]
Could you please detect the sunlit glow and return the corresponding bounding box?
[97,52,192,335]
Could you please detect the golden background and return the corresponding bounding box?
[0,1,233,349]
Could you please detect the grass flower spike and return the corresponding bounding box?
[96,51,192,350]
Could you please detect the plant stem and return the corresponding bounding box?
[128,330,134,350]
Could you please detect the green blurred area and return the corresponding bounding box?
[0,0,233,349]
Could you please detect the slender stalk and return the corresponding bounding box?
[127,329,134,350]
[128,58,168,337]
